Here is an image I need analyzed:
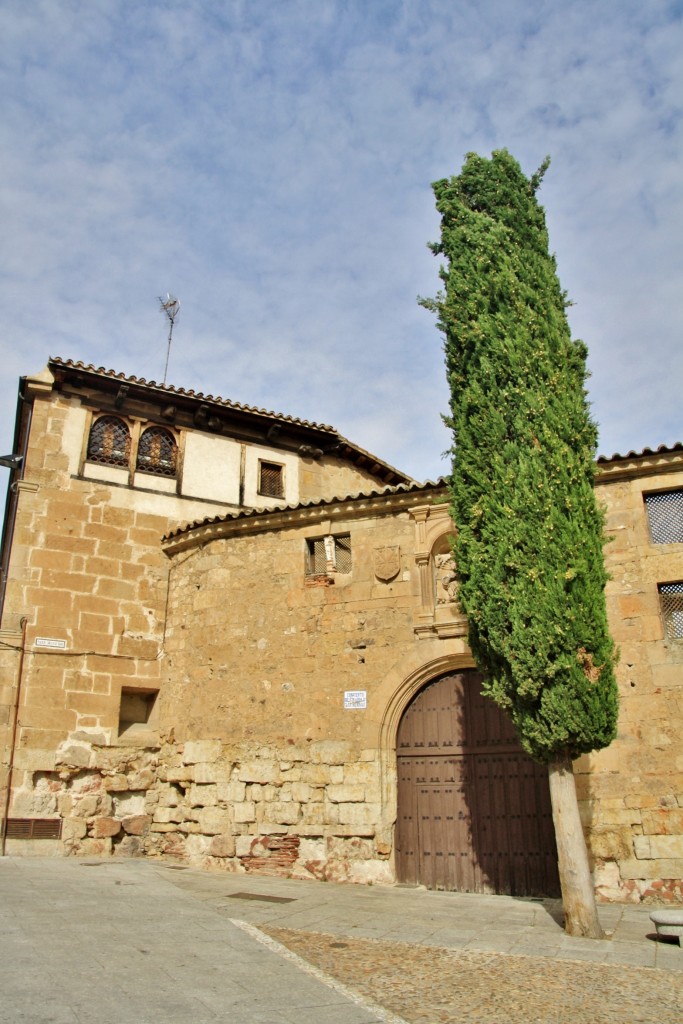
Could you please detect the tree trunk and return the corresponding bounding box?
[547,756,604,938]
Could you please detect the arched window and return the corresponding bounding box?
[87,416,131,467]
[136,426,178,477]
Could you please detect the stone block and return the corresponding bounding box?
[268,802,300,825]
[92,816,121,838]
[72,794,100,818]
[298,838,325,862]
[216,781,246,803]
[62,817,87,841]
[153,807,184,824]
[309,740,352,765]
[197,807,233,834]
[235,835,254,857]
[184,834,212,858]
[194,762,225,784]
[233,801,256,823]
[209,834,236,858]
[57,745,92,769]
[619,858,683,880]
[633,835,651,859]
[112,793,146,816]
[182,741,222,764]
[122,815,152,836]
[327,784,364,803]
[127,768,155,790]
[165,767,194,783]
[103,774,130,790]
[648,835,683,859]
[190,784,218,807]
[347,861,394,885]
[342,762,378,786]
[237,760,278,784]
[301,764,331,785]
[642,808,683,835]
[586,826,632,861]
[338,802,380,827]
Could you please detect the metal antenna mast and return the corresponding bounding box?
[159,293,180,385]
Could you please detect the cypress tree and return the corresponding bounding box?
[423,150,618,937]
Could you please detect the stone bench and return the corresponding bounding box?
[649,909,683,943]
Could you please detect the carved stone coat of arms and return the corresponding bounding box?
[374,545,400,582]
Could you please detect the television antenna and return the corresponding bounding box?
[158,293,180,385]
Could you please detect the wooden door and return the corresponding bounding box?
[395,671,560,896]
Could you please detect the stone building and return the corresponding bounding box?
[1,358,682,903]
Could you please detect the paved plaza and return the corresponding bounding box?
[0,856,681,1023]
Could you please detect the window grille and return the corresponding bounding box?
[5,818,63,839]
[259,461,284,498]
[659,582,683,640]
[306,534,352,575]
[136,427,178,477]
[645,491,683,544]
[87,416,131,467]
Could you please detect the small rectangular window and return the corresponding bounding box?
[258,461,285,499]
[306,534,352,575]
[645,491,683,544]
[659,582,683,640]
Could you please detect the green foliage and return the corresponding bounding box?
[426,150,618,762]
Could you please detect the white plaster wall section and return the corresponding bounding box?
[61,403,89,476]
[181,432,241,504]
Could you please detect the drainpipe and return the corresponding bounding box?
[1,615,28,856]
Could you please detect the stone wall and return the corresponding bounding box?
[150,502,428,881]
[1,374,412,862]
[578,459,683,902]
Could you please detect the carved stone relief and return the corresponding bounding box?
[434,552,461,609]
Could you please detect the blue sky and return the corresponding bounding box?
[1,0,681,487]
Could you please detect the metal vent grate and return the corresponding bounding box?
[645,491,683,544]
[5,818,63,839]
[659,582,683,640]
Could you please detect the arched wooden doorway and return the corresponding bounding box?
[395,670,560,896]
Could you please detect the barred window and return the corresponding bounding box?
[645,491,683,544]
[136,427,177,477]
[87,416,131,467]
[258,461,284,498]
[306,534,352,575]
[659,583,683,641]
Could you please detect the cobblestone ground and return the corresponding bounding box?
[263,927,683,1024]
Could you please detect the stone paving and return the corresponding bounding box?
[263,926,683,1024]
[1,856,681,1024]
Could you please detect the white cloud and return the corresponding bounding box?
[0,0,681,501]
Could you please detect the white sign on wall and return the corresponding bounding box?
[344,690,367,709]
[35,637,67,650]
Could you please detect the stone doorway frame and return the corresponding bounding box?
[378,650,477,878]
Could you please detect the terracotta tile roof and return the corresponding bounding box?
[49,356,337,432]
[163,478,447,542]
[597,442,683,464]
[48,357,412,486]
